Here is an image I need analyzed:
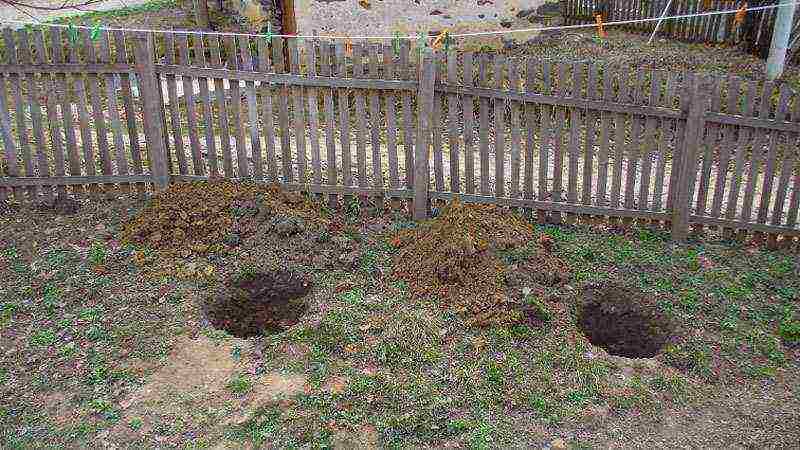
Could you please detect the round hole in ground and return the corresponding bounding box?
[578,286,672,359]
[204,270,312,338]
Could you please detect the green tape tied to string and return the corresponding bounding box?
[90,23,101,42]
[67,24,78,44]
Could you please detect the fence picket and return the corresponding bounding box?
[223,36,249,179]
[509,62,522,199]
[711,76,740,218]
[523,59,536,201]
[695,76,722,223]
[725,81,758,222]
[96,31,128,193]
[367,44,383,191]
[462,53,476,194]
[432,52,445,193]
[757,84,790,225]
[581,64,599,207]
[112,31,145,193]
[67,30,96,197]
[0,58,18,199]
[595,64,614,207]
[478,55,491,195]
[383,43,399,190]
[81,30,113,193]
[306,40,323,186]
[538,61,553,222]
[771,87,798,226]
[195,35,219,178]
[652,72,676,213]
[551,63,570,224]
[4,30,36,200]
[273,37,293,183]
[257,38,278,181]
[638,70,660,213]
[611,68,629,211]
[164,33,188,176]
[240,36,262,180]
[178,34,205,176]
[18,30,52,201]
[623,69,645,215]
[33,30,64,197]
[319,41,338,205]
[740,82,774,225]
[209,36,233,177]
[400,41,414,190]
[335,42,352,190]
[493,56,507,198]
[567,63,583,212]
[446,51,460,193]
[352,43,369,189]
[288,39,308,183]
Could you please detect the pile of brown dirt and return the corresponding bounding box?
[203,270,312,338]
[390,199,569,327]
[121,180,323,255]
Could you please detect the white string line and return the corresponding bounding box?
[0,1,797,40]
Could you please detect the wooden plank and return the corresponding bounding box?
[163,33,187,176]
[462,52,476,194]
[400,41,414,190]
[638,70,660,212]
[223,36,249,179]
[0,54,19,200]
[7,30,40,200]
[67,30,97,196]
[478,54,491,195]
[610,67,631,210]
[724,81,757,222]
[288,39,308,183]
[566,63,583,210]
[771,87,798,226]
[652,72,677,212]
[273,37,293,183]
[413,51,436,219]
[352,42,369,189]
[383,44,400,190]
[178,34,205,176]
[0,63,134,74]
[538,61,553,219]
[523,59,536,200]
[256,37,278,182]
[493,56,507,198]
[694,76,722,220]
[667,73,692,213]
[112,31,145,193]
[32,30,63,198]
[581,64,599,206]
[50,29,80,193]
[195,34,219,178]
[508,62,523,199]
[367,43,383,191]
[0,174,153,187]
[595,64,614,206]
[740,82,773,224]
[306,40,323,186]
[96,31,129,192]
[132,33,169,190]
[446,50,460,193]
[239,36,262,180]
[209,36,233,177]
[550,63,570,223]
[334,41,353,188]
[710,76,741,217]
[431,51,445,193]
[756,83,789,224]
[623,69,646,213]
[80,29,114,194]
[319,41,338,205]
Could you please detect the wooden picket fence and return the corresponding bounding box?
[1,27,800,242]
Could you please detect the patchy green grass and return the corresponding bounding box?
[1,197,799,448]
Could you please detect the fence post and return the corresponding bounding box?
[413,50,437,221]
[132,32,170,190]
[671,75,712,241]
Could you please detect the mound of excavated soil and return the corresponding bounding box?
[390,199,569,327]
[121,180,323,255]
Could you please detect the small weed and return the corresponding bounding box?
[779,318,800,344]
[89,242,107,266]
[338,288,365,304]
[446,418,469,435]
[523,291,553,322]
[29,329,57,347]
[0,368,7,384]
[227,373,253,395]
[128,417,144,431]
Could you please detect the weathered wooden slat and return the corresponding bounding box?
[32,30,62,197]
[334,42,353,189]
[550,63,570,224]
[724,81,758,221]
[478,54,491,195]
[638,70,660,212]
[223,36,250,179]
[740,82,773,224]
[581,64,599,206]
[610,68,631,210]
[81,30,114,193]
[288,39,308,183]
[163,33,188,176]
[0,63,133,73]
[209,36,234,177]
[771,88,798,226]
[667,73,692,213]
[383,44,399,190]
[493,56,507,198]
[96,31,128,192]
[273,37,293,183]
[0,174,153,187]
[414,51,436,218]
[177,34,205,176]
[595,64,614,206]
[508,62,523,199]
[432,52,445,193]
[400,41,414,190]
[306,40,323,186]
[367,44,383,191]
[757,84,790,224]
[523,59,536,200]
[257,37,278,181]
[651,72,677,212]
[319,41,338,205]
[3,28,36,200]
[16,30,49,200]
[710,76,741,217]
[195,34,219,178]
[689,214,800,237]
[67,30,97,196]
[446,51,460,193]
[623,69,646,213]
[694,76,722,220]
[352,43,369,189]
[566,63,583,211]
[462,52,476,194]
[173,174,413,197]
[50,29,79,192]
[0,56,19,200]
[239,36,262,179]
[538,61,553,220]
[113,31,145,193]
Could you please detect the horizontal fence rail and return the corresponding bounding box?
[1,28,800,242]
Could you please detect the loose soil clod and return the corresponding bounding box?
[578,285,673,359]
[390,199,568,327]
[203,270,312,338]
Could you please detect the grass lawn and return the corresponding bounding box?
[1,186,799,448]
